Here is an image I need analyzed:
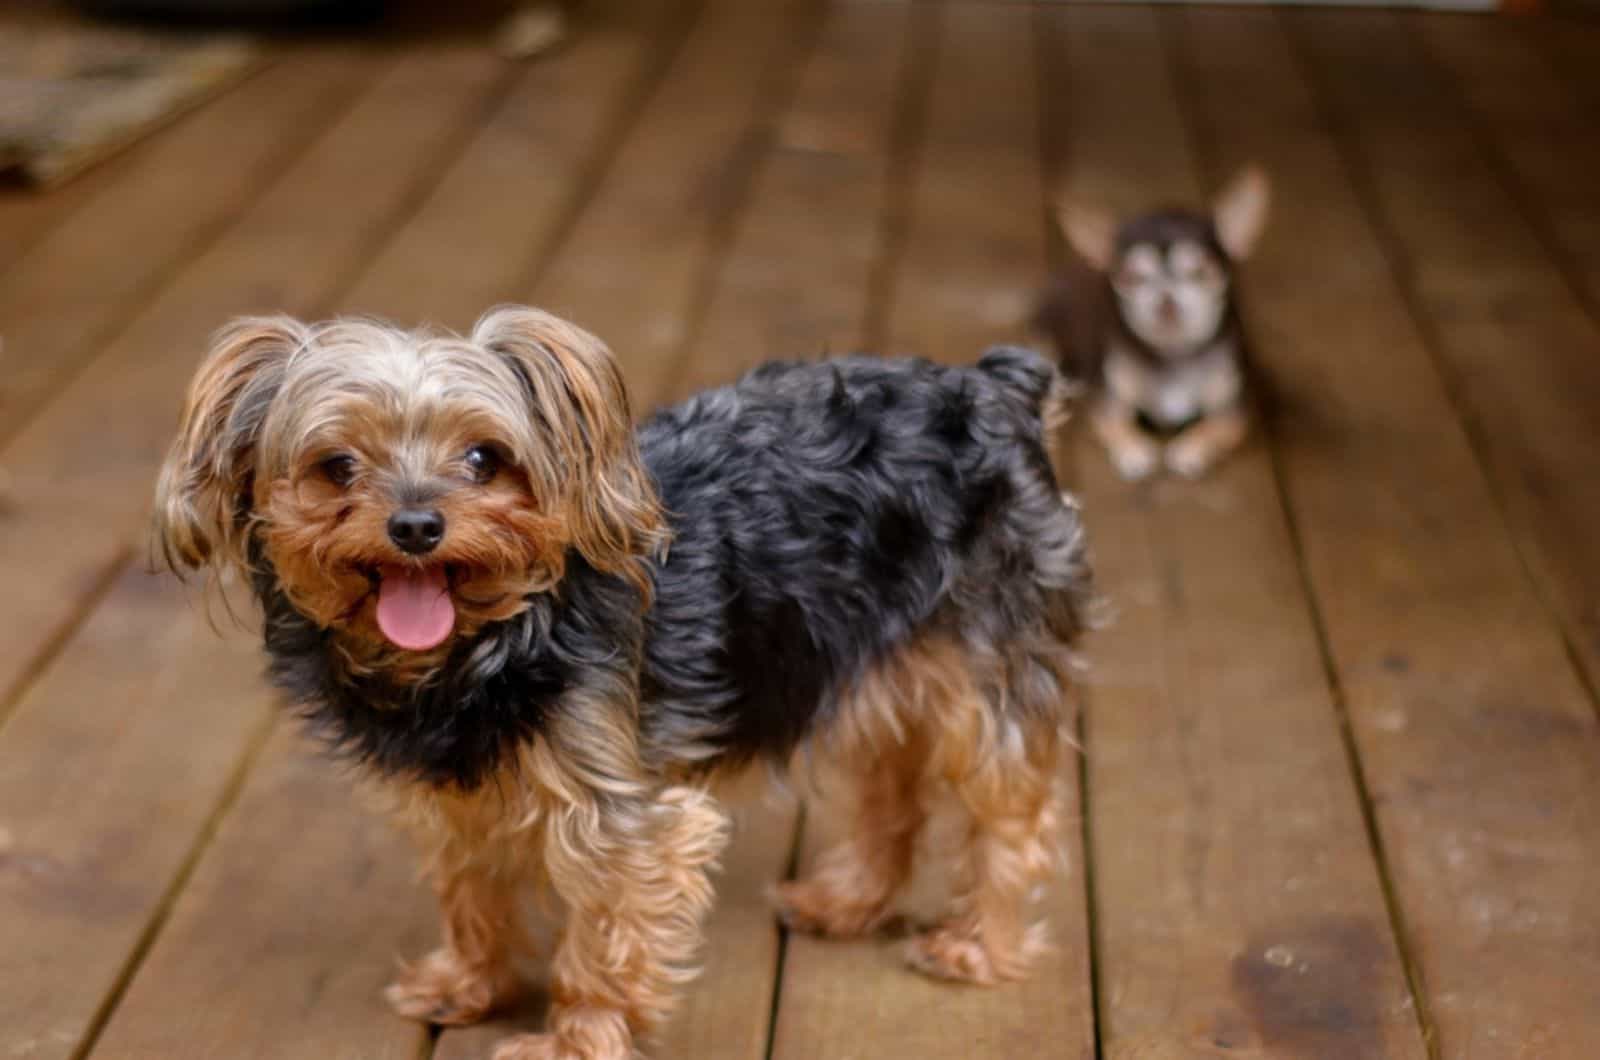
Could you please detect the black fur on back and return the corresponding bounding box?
[254,347,1093,790]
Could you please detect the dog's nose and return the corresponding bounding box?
[388,509,446,555]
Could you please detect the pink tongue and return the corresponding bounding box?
[375,566,456,651]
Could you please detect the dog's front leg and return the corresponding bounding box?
[493,776,727,1060]
[387,853,526,1026]
[1164,404,1248,478]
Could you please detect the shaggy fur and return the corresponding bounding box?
[153,306,1095,1060]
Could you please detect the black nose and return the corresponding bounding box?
[387,509,446,555]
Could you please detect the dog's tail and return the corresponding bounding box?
[975,344,1074,436]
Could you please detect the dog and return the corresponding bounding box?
[1032,167,1270,480]
[152,306,1095,1060]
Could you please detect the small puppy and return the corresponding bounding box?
[153,307,1094,1060]
[1033,167,1270,480]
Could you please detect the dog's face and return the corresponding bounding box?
[1058,166,1270,357]
[154,307,664,658]
[1108,221,1231,352]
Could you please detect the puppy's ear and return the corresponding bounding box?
[153,317,306,576]
[1056,201,1119,272]
[472,306,666,596]
[1213,165,1270,261]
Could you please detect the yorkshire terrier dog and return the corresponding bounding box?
[1033,167,1270,480]
[152,307,1094,1060]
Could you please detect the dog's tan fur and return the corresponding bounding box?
[776,632,1068,982]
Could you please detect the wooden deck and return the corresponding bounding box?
[3,2,1600,1057]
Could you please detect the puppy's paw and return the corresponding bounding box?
[1107,437,1160,481]
[1165,434,1218,478]
[385,949,516,1026]
[773,878,891,939]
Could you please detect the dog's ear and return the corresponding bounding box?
[153,317,306,576]
[472,306,666,596]
[1213,165,1270,261]
[1056,200,1119,272]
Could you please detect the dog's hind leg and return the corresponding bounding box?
[906,708,1065,985]
[773,734,927,939]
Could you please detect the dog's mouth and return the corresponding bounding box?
[372,564,456,651]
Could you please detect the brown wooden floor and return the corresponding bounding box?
[3,2,1600,1057]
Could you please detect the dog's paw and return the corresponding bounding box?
[1164,435,1217,478]
[773,879,890,939]
[385,949,515,1026]
[491,1030,629,1060]
[906,923,1044,986]
[491,1034,568,1060]
[1108,437,1160,481]
[905,928,1000,985]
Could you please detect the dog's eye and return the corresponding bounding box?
[464,445,500,484]
[320,454,357,487]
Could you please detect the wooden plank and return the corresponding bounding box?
[1177,7,1600,1055]
[1530,14,1600,124]
[0,52,367,447]
[877,5,1039,363]
[437,2,831,1056]
[86,724,438,1060]
[0,571,271,1060]
[1361,11,1600,691]
[666,0,914,401]
[530,0,819,408]
[1418,14,1600,305]
[339,0,685,330]
[0,46,505,718]
[1047,8,1428,1059]
[0,159,110,281]
[78,18,684,1060]
[768,6,1094,1058]
[0,45,514,1060]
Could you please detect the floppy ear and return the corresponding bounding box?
[472,305,667,597]
[1056,200,1119,272]
[1213,165,1270,261]
[152,317,306,577]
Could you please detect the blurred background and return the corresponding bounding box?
[3,0,1600,1058]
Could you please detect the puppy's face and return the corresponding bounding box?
[1109,228,1229,353]
[154,307,664,659]
[1057,165,1270,358]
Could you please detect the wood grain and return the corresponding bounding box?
[1178,8,1600,1056]
[665,0,915,402]
[770,7,1093,1056]
[0,147,115,281]
[0,47,504,717]
[0,52,367,446]
[340,0,685,331]
[1418,14,1600,305]
[88,724,436,1060]
[1050,8,1428,1059]
[1378,11,1600,692]
[0,569,271,1060]
[530,0,818,409]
